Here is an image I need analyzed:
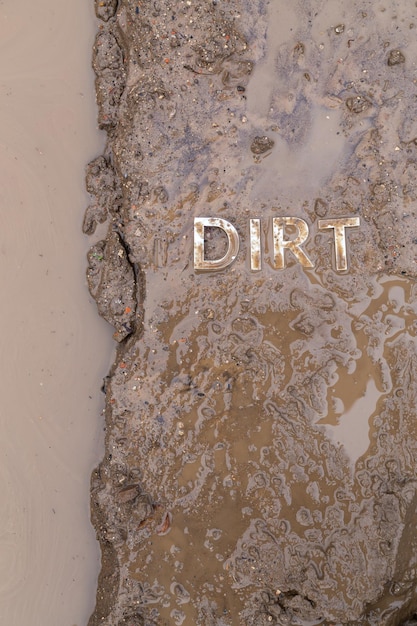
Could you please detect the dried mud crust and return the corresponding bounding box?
[85,1,417,625]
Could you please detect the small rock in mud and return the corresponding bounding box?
[388,49,406,66]
[116,484,141,504]
[314,197,328,217]
[293,41,305,57]
[95,0,118,22]
[250,135,275,154]
[346,94,372,113]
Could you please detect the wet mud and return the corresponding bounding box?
[86,1,417,624]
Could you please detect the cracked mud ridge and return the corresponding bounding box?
[85,0,417,624]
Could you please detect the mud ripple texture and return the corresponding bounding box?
[86,0,417,624]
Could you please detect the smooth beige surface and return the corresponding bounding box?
[0,2,113,625]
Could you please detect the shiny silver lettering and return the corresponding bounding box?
[194,217,240,271]
[250,218,261,271]
[318,217,360,271]
[273,217,314,269]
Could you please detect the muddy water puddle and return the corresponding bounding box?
[117,273,417,625]
[0,2,113,625]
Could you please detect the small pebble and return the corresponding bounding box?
[388,49,405,66]
[250,135,275,154]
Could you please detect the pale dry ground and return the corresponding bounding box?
[0,2,113,625]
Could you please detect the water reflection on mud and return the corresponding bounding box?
[322,277,414,462]
[108,269,417,624]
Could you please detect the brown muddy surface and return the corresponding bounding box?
[86,0,417,624]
